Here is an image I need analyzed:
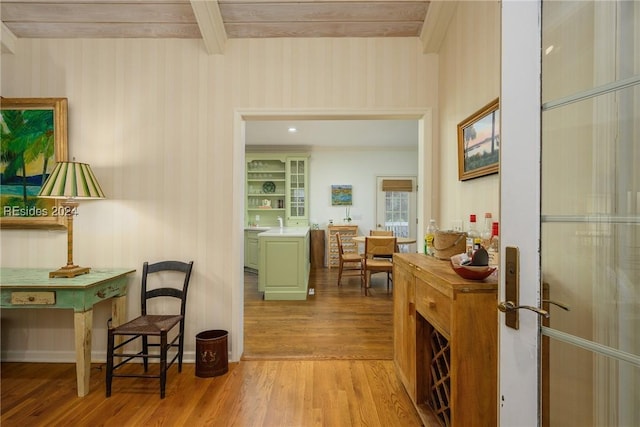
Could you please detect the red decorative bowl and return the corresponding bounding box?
[450,259,496,281]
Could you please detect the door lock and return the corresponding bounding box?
[502,246,520,329]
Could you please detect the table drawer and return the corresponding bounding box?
[415,279,451,336]
[10,291,56,305]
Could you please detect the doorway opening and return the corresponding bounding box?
[233,110,433,361]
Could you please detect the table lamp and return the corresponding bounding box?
[38,161,105,278]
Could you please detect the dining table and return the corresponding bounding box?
[352,235,418,255]
[352,235,417,245]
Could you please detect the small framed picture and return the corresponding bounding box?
[331,185,352,206]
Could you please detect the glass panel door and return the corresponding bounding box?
[375,176,417,253]
[541,1,639,425]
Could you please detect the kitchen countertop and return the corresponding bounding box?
[258,226,310,237]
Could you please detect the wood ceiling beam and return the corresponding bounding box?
[191,0,227,54]
[1,22,17,54]
[420,0,458,53]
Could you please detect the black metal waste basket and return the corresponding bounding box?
[195,329,229,378]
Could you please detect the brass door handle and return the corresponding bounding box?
[542,299,570,311]
[498,301,549,318]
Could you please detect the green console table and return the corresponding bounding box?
[0,268,135,397]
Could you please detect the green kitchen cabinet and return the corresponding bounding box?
[245,154,309,228]
[244,229,263,272]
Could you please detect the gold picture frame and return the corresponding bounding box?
[1,97,69,229]
[457,98,500,181]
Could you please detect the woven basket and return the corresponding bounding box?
[433,231,466,260]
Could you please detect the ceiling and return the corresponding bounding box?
[1,1,455,147]
[245,119,418,149]
[0,1,457,54]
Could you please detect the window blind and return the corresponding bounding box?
[381,179,413,192]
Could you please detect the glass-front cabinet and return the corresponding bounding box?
[245,154,309,227]
[286,156,309,226]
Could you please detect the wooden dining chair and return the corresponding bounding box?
[362,236,396,295]
[106,260,194,399]
[336,232,363,287]
[370,230,393,236]
[369,230,395,258]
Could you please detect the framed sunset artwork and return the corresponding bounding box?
[457,98,500,181]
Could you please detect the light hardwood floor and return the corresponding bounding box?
[1,267,426,426]
[243,266,394,360]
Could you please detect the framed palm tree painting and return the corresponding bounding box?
[1,98,69,229]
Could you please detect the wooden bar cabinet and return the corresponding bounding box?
[393,253,498,427]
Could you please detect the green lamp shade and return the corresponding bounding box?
[38,161,105,199]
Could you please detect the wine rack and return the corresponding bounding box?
[429,329,451,427]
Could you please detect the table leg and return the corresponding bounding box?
[111,295,127,363]
[74,310,93,397]
[111,295,127,327]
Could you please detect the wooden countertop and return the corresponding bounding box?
[393,253,497,297]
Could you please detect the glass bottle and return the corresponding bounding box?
[425,219,439,256]
[466,214,480,256]
[481,212,493,248]
[488,221,500,267]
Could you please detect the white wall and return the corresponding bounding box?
[1,37,437,362]
[308,147,418,234]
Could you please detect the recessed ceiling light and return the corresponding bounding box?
[288,127,298,133]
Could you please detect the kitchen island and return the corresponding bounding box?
[258,226,311,300]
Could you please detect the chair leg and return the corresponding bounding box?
[178,329,184,372]
[106,329,114,397]
[160,332,167,399]
[142,336,149,372]
[337,261,343,286]
[364,271,369,296]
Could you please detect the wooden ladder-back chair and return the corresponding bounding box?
[370,230,393,236]
[363,236,396,295]
[336,232,363,287]
[369,230,395,258]
[106,260,194,398]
